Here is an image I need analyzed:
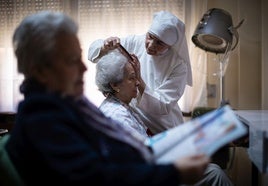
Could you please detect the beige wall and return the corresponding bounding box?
[206,0,263,110]
[262,0,268,109]
[205,1,267,186]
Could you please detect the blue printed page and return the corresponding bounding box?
[145,105,248,164]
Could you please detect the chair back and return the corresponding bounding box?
[0,134,25,186]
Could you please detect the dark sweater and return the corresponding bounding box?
[6,79,180,186]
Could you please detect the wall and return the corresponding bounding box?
[206,1,267,186]
[238,0,261,109]
[206,0,262,110]
[262,0,268,109]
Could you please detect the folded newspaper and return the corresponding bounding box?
[145,105,248,164]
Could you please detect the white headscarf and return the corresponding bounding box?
[148,11,192,86]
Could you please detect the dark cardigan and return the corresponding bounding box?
[6,79,179,186]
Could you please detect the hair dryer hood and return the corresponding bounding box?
[192,8,242,54]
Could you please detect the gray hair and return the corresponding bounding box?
[13,11,78,77]
[95,50,128,95]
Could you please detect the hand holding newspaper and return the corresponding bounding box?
[145,105,248,164]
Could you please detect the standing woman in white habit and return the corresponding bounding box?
[88,10,192,134]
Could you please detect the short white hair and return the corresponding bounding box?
[13,11,78,77]
[95,50,128,95]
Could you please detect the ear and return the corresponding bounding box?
[109,82,119,92]
[31,66,50,84]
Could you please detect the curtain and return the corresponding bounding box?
[78,0,187,108]
[0,0,74,112]
[181,0,208,112]
[0,0,208,113]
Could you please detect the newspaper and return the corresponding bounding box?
[145,105,248,164]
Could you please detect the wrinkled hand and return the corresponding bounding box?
[129,54,141,80]
[102,36,120,51]
[129,54,146,94]
[173,154,210,185]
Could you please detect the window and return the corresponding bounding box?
[0,0,186,111]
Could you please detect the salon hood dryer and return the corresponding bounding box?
[192,8,244,106]
[192,8,244,54]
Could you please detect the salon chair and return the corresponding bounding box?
[0,134,25,186]
[0,112,16,136]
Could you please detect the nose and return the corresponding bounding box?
[148,39,154,47]
[136,79,140,86]
[80,61,87,73]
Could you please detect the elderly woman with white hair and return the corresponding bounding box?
[88,11,192,134]
[95,49,152,139]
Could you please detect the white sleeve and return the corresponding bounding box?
[137,61,187,115]
[88,39,104,63]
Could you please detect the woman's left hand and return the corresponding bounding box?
[129,54,145,94]
[129,54,141,80]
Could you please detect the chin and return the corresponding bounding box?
[146,50,155,55]
[133,93,138,98]
[74,88,84,97]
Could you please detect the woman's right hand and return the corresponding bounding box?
[102,36,120,52]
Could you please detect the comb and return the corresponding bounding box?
[118,44,132,61]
